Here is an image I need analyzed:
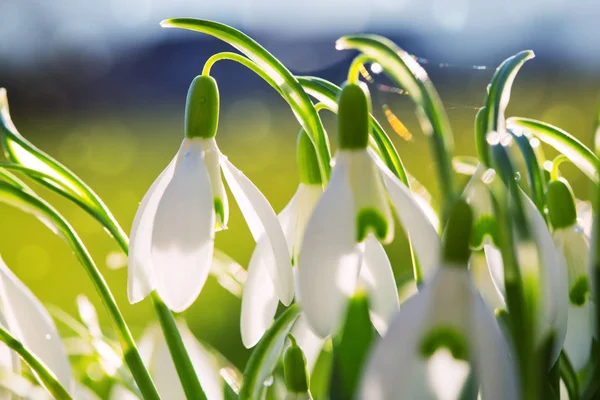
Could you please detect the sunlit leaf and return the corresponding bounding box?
[239,305,301,400]
[160,18,331,182]
[508,129,546,214]
[508,117,599,183]
[335,34,455,201]
[0,90,128,249]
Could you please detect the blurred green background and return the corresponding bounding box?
[1,0,599,375]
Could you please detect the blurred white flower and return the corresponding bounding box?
[464,165,568,365]
[548,179,594,371]
[128,76,292,312]
[360,266,520,400]
[0,256,73,394]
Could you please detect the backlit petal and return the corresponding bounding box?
[370,151,440,280]
[0,256,73,392]
[290,315,325,372]
[563,302,593,371]
[297,156,361,338]
[359,236,399,335]
[151,138,215,312]
[240,237,278,349]
[220,156,294,305]
[128,153,177,304]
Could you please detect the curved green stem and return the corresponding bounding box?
[347,54,373,84]
[0,326,73,399]
[202,52,283,96]
[0,182,160,400]
[551,155,569,181]
[559,352,579,400]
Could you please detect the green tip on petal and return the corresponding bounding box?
[420,326,469,361]
[185,75,220,139]
[284,335,310,394]
[471,215,498,249]
[356,208,388,243]
[297,129,322,185]
[569,276,590,306]
[546,178,577,229]
[338,82,371,150]
[214,197,225,226]
[442,199,473,265]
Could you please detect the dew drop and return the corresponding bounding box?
[574,225,584,234]
[514,172,521,182]
[263,375,274,387]
[45,334,51,340]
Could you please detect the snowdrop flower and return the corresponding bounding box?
[241,130,322,348]
[547,178,594,371]
[464,164,568,365]
[297,82,440,338]
[0,255,73,393]
[128,75,293,312]
[360,201,521,400]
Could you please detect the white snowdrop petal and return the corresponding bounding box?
[563,302,593,371]
[151,139,215,312]
[290,184,322,262]
[220,156,294,305]
[471,294,521,400]
[128,154,177,304]
[202,138,229,230]
[371,153,441,280]
[180,326,224,400]
[524,194,569,365]
[240,237,279,349]
[345,150,394,244]
[576,200,593,239]
[277,186,303,254]
[298,157,361,338]
[359,236,399,335]
[290,315,325,372]
[359,292,431,400]
[469,252,506,310]
[0,257,73,392]
[484,243,506,300]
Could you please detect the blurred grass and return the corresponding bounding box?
[0,69,598,372]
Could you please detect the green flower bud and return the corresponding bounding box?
[546,178,577,229]
[337,82,371,150]
[442,199,473,265]
[297,129,322,185]
[185,75,220,139]
[284,335,310,394]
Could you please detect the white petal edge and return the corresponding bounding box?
[151,139,215,312]
[220,155,294,305]
[563,302,593,371]
[128,154,177,303]
[470,292,521,400]
[484,243,506,301]
[359,236,399,335]
[370,151,441,280]
[297,156,361,338]
[240,236,279,349]
[0,256,73,393]
[290,315,325,372]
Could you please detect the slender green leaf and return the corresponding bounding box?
[239,305,302,400]
[0,180,161,400]
[297,76,408,185]
[508,129,546,214]
[559,352,579,400]
[160,18,331,183]
[0,89,129,250]
[335,34,455,203]
[485,51,535,134]
[0,325,73,399]
[329,293,374,400]
[508,117,599,183]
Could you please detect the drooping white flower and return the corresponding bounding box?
[297,83,440,338]
[547,178,594,371]
[360,266,520,400]
[361,200,520,399]
[128,75,293,312]
[0,256,73,393]
[464,164,568,365]
[135,322,225,400]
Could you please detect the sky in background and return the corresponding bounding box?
[1,0,599,71]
